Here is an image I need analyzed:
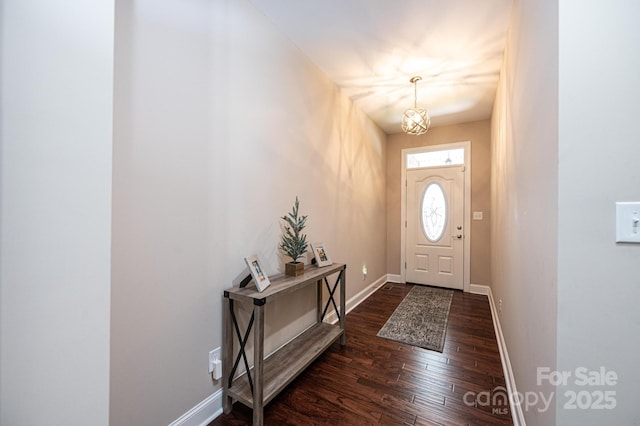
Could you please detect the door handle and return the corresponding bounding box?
[455,234,463,239]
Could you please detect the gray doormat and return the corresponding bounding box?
[377,285,454,352]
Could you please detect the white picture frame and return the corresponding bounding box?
[311,242,331,267]
[244,254,271,292]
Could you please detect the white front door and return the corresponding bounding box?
[406,166,464,289]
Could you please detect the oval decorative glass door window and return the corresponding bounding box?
[421,183,447,242]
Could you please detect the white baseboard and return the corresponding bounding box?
[471,284,525,426]
[168,388,222,426]
[386,273,404,283]
[469,283,489,295]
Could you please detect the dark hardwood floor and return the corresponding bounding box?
[210,283,513,425]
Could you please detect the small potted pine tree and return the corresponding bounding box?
[279,196,308,276]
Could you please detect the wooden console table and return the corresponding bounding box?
[222,263,346,426]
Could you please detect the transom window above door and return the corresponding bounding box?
[407,148,464,169]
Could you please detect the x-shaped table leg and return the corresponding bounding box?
[321,270,343,322]
[228,300,254,395]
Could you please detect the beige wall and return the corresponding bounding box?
[493,1,640,424]
[110,0,386,424]
[386,120,492,286]
[491,0,558,424]
[557,1,640,424]
[1,1,114,424]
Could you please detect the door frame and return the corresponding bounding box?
[400,141,471,292]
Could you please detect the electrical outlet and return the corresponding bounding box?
[362,264,367,280]
[208,348,220,374]
[498,299,503,314]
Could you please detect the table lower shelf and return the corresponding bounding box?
[227,322,343,408]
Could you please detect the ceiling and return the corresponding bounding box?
[249,0,513,134]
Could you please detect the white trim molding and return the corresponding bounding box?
[469,285,525,426]
[168,389,222,426]
[386,273,404,283]
[469,283,489,295]
[400,142,472,292]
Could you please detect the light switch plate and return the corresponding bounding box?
[473,212,483,220]
[615,202,640,243]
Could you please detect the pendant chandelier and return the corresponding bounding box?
[401,76,430,136]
